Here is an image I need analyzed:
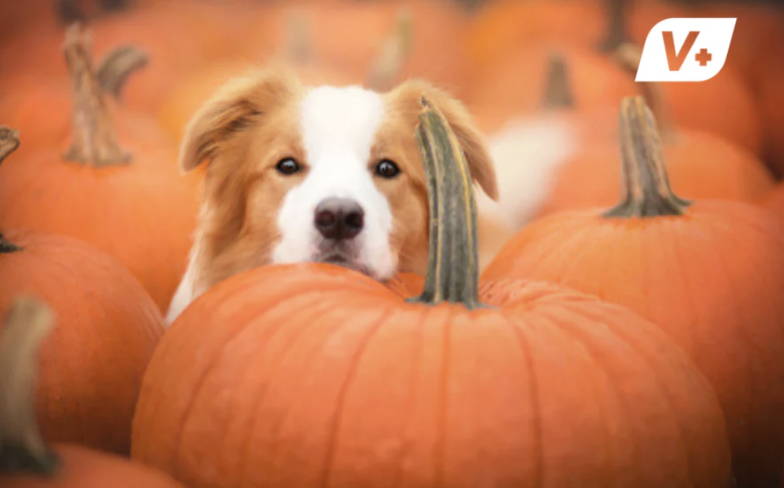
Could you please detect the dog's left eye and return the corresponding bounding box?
[375,159,400,179]
[275,158,301,175]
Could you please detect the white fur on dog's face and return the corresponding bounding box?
[271,86,397,279]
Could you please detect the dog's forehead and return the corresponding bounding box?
[299,86,385,160]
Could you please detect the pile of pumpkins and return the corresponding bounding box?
[2,0,784,487]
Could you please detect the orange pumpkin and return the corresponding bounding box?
[484,96,784,487]
[0,228,164,454]
[0,26,199,311]
[0,298,180,488]
[132,97,730,488]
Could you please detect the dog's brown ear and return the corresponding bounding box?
[179,69,300,171]
[388,80,499,200]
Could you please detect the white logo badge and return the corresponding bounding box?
[635,18,736,82]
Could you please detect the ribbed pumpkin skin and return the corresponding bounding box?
[2,444,181,488]
[484,201,784,486]
[132,263,729,488]
[0,230,164,454]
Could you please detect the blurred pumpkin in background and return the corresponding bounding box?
[613,41,763,156]
[239,0,470,95]
[465,0,622,72]
[0,25,199,311]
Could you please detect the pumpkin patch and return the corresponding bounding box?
[2,2,783,487]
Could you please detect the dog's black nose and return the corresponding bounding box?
[314,198,364,240]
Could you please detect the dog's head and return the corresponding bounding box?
[182,68,497,292]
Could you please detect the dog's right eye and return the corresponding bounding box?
[275,158,301,175]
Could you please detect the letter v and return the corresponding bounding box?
[662,31,699,71]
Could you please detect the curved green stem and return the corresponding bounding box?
[604,96,690,218]
[410,97,482,309]
[0,298,59,475]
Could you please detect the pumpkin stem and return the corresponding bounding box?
[540,52,574,110]
[0,298,59,475]
[96,45,149,100]
[604,96,690,218]
[410,97,483,309]
[63,23,130,167]
[0,126,20,166]
[366,8,413,91]
[598,0,628,53]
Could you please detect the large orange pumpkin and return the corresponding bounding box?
[484,96,784,487]
[0,298,180,488]
[132,98,730,488]
[0,26,200,311]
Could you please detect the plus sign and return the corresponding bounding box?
[695,48,712,66]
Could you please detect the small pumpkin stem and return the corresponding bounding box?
[0,298,58,475]
[410,97,483,309]
[0,127,20,165]
[366,9,413,91]
[598,0,628,53]
[96,45,149,99]
[540,52,574,110]
[604,96,690,218]
[63,24,130,167]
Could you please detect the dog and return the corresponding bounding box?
[167,67,507,322]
